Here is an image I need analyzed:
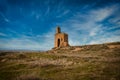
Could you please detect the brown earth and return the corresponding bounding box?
[0,42,120,80]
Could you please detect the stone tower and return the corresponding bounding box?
[54,26,69,48]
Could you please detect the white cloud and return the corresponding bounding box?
[69,40,81,46]
[0,27,55,50]
[0,12,10,22]
[89,5,116,22]
[56,10,70,18]
[89,25,102,37]
[0,5,120,50]
[58,4,120,45]
[109,14,120,25]
[0,39,41,50]
[4,18,10,22]
[0,36,52,50]
[89,35,120,44]
[0,32,7,37]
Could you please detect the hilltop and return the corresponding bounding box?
[0,42,120,80]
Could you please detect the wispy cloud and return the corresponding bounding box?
[0,12,10,22]
[89,5,117,22]
[0,32,7,37]
[0,28,55,50]
[56,10,70,18]
[89,35,120,44]
[58,4,120,45]
[0,1,120,50]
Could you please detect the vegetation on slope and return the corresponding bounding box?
[0,42,120,80]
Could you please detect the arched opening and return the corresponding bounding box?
[58,39,60,47]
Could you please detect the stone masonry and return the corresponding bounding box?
[54,26,69,48]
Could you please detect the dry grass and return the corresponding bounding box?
[0,42,120,80]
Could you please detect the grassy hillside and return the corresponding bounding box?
[0,42,120,80]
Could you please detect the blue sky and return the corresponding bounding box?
[0,0,120,50]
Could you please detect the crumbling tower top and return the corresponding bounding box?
[56,26,61,33]
[55,26,69,48]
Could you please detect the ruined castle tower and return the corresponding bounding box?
[54,26,69,48]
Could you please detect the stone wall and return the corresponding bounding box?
[54,27,69,48]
